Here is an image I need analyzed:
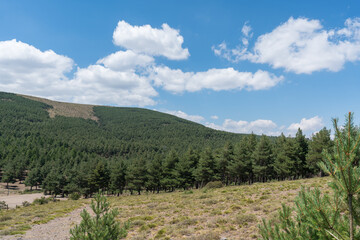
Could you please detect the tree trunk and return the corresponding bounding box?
[349,194,354,240]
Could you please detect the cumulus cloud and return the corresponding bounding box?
[207,119,280,136]
[0,39,79,101]
[214,17,360,74]
[150,66,283,93]
[113,20,189,60]
[211,115,219,120]
[206,116,324,137]
[97,50,154,71]
[287,116,324,134]
[163,110,205,123]
[71,65,157,106]
[0,39,157,106]
[0,21,283,107]
[0,39,73,96]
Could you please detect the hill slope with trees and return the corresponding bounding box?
[0,91,333,197]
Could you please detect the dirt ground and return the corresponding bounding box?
[0,193,44,208]
[0,181,45,208]
[2,206,90,240]
[0,181,28,195]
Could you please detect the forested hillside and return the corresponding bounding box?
[0,92,333,197]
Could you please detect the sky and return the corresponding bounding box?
[1,0,360,137]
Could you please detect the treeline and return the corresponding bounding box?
[0,92,334,197]
[3,128,333,197]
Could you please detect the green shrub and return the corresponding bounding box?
[0,201,8,210]
[69,192,81,200]
[22,201,31,207]
[33,197,49,205]
[70,191,129,240]
[204,181,223,189]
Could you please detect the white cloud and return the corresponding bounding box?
[287,116,324,134]
[0,39,73,95]
[211,115,219,120]
[151,66,283,93]
[113,20,189,60]
[71,65,157,106]
[207,119,280,136]
[242,22,252,37]
[0,21,283,107]
[206,116,324,137]
[163,110,205,123]
[0,39,157,106]
[97,50,154,71]
[214,17,360,74]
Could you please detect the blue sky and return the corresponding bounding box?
[0,0,360,136]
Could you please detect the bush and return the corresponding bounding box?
[22,201,31,207]
[33,197,49,205]
[69,192,81,200]
[70,191,129,240]
[204,181,223,189]
[0,201,8,210]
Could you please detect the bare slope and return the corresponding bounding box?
[20,94,98,121]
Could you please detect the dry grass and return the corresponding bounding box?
[0,198,88,236]
[0,177,330,239]
[20,94,98,121]
[109,177,330,240]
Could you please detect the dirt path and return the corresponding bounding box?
[0,193,44,208]
[2,205,90,240]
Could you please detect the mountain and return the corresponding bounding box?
[0,91,246,162]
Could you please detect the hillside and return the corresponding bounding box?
[0,91,246,159]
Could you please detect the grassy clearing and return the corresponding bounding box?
[110,177,330,240]
[20,94,98,121]
[0,177,329,239]
[0,199,88,236]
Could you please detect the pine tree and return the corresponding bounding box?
[259,112,360,240]
[147,155,163,193]
[126,158,147,195]
[161,150,179,191]
[217,142,235,185]
[306,127,333,176]
[230,135,257,184]
[70,191,128,240]
[195,147,217,187]
[175,153,195,190]
[89,161,110,194]
[25,166,42,190]
[109,160,127,196]
[252,135,274,182]
[294,128,309,178]
[273,134,296,180]
[2,161,16,189]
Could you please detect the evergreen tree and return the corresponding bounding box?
[306,127,333,176]
[89,161,110,194]
[217,142,235,185]
[195,147,217,187]
[109,159,127,196]
[273,134,296,180]
[259,112,360,240]
[175,154,194,190]
[147,155,163,193]
[2,161,16,188]
[25,166,42,190]
[126,158,147,195]
[161,150,179,191]
[252,135,274,182]
[230,135,256,184]
[70,191,128,240]
[294,128,309,178]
